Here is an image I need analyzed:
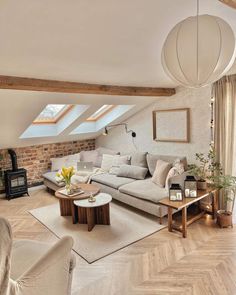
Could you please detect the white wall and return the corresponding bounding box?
[96,86,212,164]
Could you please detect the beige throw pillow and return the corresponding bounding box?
[51,156,68,171]
[152,160,172,187]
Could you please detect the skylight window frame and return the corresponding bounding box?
[33,105,74,124]
[86,105,115,122]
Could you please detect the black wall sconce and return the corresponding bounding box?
[103,123,136,138]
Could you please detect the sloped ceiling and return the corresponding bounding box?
[0,90,157,148]
[0,0,236,148]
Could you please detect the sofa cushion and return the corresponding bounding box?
[152,160,172,187]
[95,147,120,167]
[131,151,148,168]
[101,154,130,172]
[91,173,135,189]
[117,164,148,180]
[80,150,99,166]
[147,153,187,176]
[43,171,64,187]
[119,178,167,203]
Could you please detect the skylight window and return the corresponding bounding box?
[86,105,114,121]
[33,104,73,124]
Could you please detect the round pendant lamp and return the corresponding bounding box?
[161,2,236,88]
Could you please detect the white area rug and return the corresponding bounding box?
[30,202,165,263]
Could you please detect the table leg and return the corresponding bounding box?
[212,191,217,219]
[168,207,173,232]
[182,207,187,238]
[71,201,78,224]
[86,207,95,232]
[96,203,110,225]
[59,199,72,216]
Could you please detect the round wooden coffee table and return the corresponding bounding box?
[55,183,100,224]
[74,193,112,232]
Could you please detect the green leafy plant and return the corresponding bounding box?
[189,145,236,213]
[188,145,222,181]
[210,174,236,212]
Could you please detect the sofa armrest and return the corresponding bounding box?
[167,171,191,189]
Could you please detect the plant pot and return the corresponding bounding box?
[216,210,233,228]
[197,180,207,190]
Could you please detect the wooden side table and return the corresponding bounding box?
[74,193,112,232]
[158,188,218,238]
[55,183,100,224]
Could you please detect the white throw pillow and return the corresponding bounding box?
[51,156,68,171]
[165,159,185,188]
[101,154,130,172]
[165,167,179,189]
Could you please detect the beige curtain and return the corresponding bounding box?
[212,75,236,175]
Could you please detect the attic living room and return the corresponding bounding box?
[1,0,236,294]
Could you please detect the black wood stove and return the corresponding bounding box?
[4,149,29,200]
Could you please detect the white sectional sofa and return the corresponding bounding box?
[43,148,188,222]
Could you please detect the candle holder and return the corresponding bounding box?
[88,193,96,203]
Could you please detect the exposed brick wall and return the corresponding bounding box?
[0,139,95,192]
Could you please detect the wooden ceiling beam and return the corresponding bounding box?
[219,0,236,9]
[0,75,175,97]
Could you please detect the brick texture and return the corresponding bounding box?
[0,139,95,192]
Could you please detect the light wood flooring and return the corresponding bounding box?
[0,188,236,295]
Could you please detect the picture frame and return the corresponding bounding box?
[152,108,190,143]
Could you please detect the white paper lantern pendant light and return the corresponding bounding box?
[162,0,236,88]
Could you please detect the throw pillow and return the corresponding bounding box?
[173,158,185,174]
[117,164,148,180]
[101,154,130,172]
[80,150,99,166]
[51,156,68,171]
[65,153,80,169]
[152,159,172,187]
[131,151,148,168]
[94,147,120,167]
[147,153,187,176]
[165,167,179,189]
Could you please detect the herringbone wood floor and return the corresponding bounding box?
[0,188,236,295]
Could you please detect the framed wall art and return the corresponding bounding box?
[152,108,190,143]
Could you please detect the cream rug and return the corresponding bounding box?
[30,202,165,263]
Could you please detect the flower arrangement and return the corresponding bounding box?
[56,166,75,194]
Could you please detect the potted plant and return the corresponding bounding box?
[210,174,236,228]
[188,146,222,190]
[56,166,75,194]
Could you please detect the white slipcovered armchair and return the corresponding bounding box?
[0,217,76,295]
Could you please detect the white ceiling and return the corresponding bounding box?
[0,0,236,148]
[0,0,236,87]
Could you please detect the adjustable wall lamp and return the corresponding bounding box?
[102,123,136,138]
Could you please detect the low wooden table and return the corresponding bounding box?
[74,193,112,232]
[55,184,100,224]
[158,188,218,238]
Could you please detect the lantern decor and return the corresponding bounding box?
[169,183,183,201]
[184,176,197,198]
[161,0,236,88]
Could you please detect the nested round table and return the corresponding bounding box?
[74,193,112,232]
[55,183,100,224]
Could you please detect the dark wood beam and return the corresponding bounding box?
[0,75,175,97]
[219,0,236,9]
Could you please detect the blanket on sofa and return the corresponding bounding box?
[71,168,105,184]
